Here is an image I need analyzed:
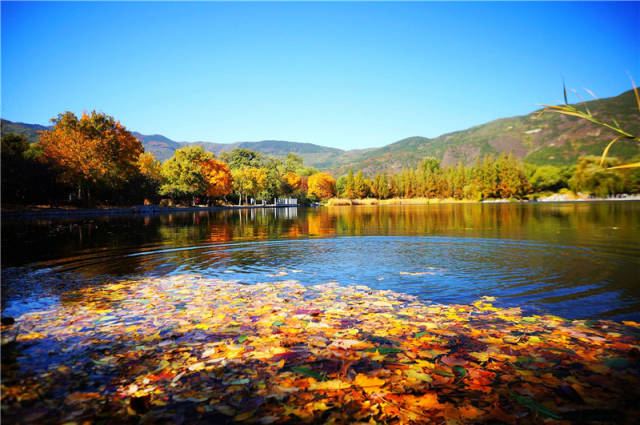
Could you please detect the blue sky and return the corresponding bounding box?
[2,2,638,150]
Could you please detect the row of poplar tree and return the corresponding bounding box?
[2,111,638,206]
[336,155,639,200]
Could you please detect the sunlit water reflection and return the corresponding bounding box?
[2,202,639,321]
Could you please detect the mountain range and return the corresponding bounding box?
[2,89,638,176]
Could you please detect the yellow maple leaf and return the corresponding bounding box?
[405,368,432,383]
[468,351,490,362]
[309,379,352,390]
[354,373,386,388]
[414,392,443,410]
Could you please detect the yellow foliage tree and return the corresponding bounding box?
[308,172,336,200]
[201,157,233,199]
[137,152,163,182]
[283,172,302,194]
[231,167,268,205]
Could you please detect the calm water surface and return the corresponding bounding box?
[2,202,639,321]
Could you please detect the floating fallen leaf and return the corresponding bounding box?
[354,373,386,388]
[1,274,639,425]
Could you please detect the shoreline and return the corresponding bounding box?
[2,195,639,219]
[325,195,640,206]
[0,203,299,219]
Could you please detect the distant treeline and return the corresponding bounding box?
[335,154,640,201]
[2,110,639,207]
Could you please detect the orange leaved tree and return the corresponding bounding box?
[201,157,233,199]
[39,111,143,202]
[282,172,302,195]
[308,172,336,200]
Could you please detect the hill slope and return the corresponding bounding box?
[327,89,640,175]
[3,88,638,175]
[181,140,345,170]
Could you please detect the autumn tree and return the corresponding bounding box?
[341,169,356,199]
[308,172,336,200]
[138,152,163,182]
[416,157,441,198]
[354,170,369,198]
[452,162,470,199]
[371,172,391,199]
[399,168,417,198]
[495,153,530,198]
[470,155,499,200]
[131,152,164,204]
[282,172,302,195]
[39,111,143,201]
[232,167,268,205]
[201,157,233,200]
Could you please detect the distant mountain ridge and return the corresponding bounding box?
[327,89,640,175]
[2,88,638,175]
[1,120,51,143]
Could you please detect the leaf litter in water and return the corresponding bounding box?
[1,274,640,424]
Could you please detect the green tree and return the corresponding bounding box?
[418,157,441,174]
[1,134,65,204]
[569,156,625,197]
[160,146,215,202]
[259,157,284,203]
[220,148,264,169]
[283,153,304,173]
[528,165,571,192]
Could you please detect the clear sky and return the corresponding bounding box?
[2,1,638,150]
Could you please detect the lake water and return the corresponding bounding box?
[2,202,640,321]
